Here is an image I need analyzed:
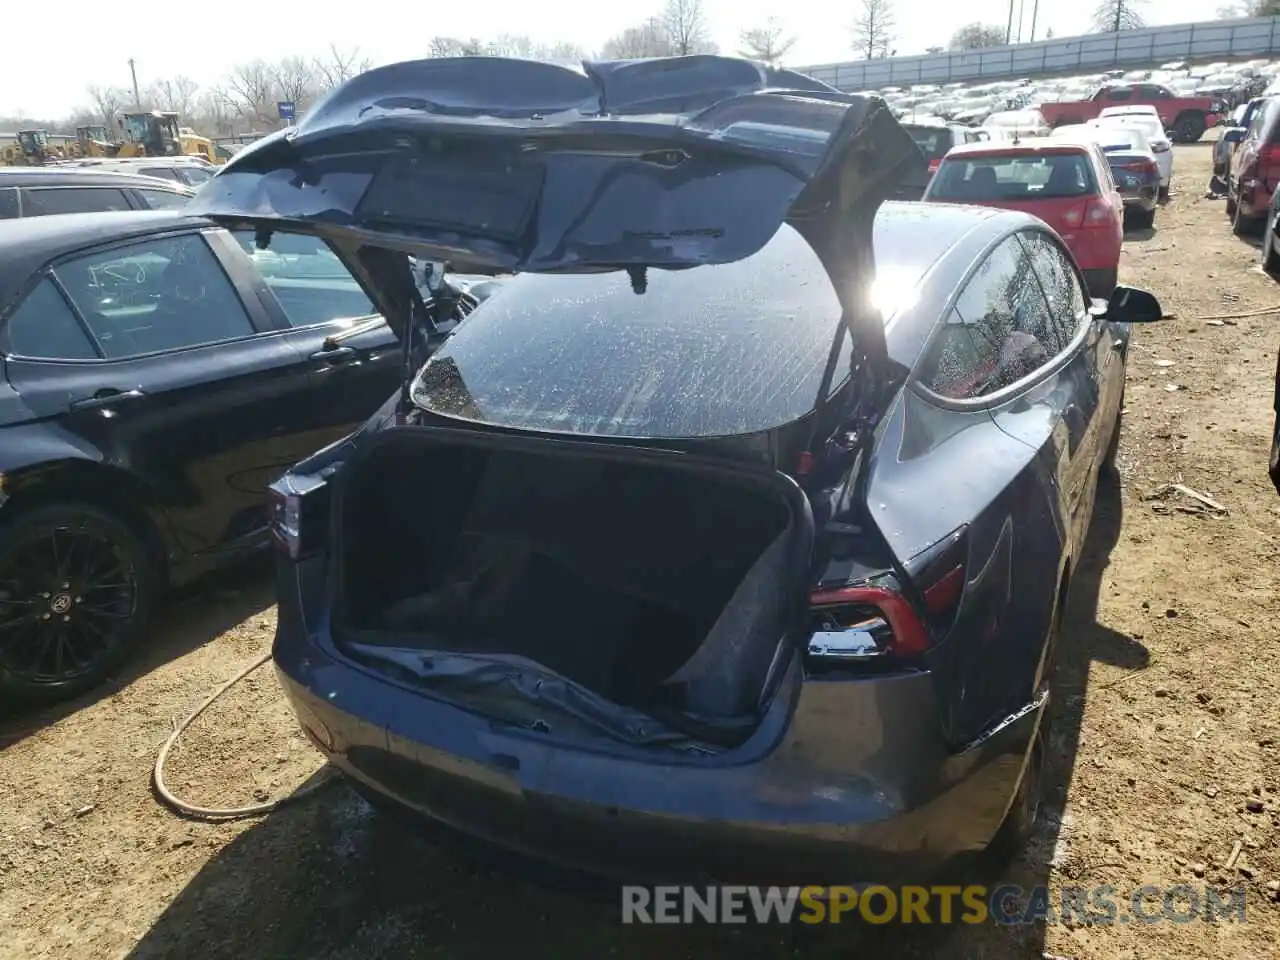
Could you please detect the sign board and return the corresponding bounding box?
[277,101,296,122]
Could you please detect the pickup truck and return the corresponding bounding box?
[1039,83,1226,143]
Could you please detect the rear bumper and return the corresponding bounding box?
[1237,179,1274,220]
[274,609,1044,885]
[1119,188,1159,212]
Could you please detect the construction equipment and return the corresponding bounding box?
[116,111,182,157]
[15,130,53,165]
[75,125,115,158]
[178,127,222,164]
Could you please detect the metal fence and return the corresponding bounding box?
[798,16,1280,91]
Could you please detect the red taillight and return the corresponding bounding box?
[808,585,930,661]
[927,158,941,174]
[1064,196,1113,229]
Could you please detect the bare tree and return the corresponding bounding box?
[274,56,318,114]
[146,76,200,116]
[313,43,372,90]
[86,84,128,128]
[224,60,279,126]
[739,17,797,65]
[662,0,716,55]
[950,22,1007,50]
[852,0,896,59]
[428,36,491,57]
[1092,0,1146,32]
[601,19,678,58]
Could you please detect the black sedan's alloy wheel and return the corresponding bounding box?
[0,504,155,702]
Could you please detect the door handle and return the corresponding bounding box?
[70,388,145,411]
[310,346,357,365]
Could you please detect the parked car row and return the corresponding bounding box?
[0,56,1165,888]
[876,57,1278,139]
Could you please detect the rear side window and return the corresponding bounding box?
[230,230,376,327]
[177,167,213,185]
[1019,231,1088,352]
[1137,85,1172,99]
[53,234,255,358]
[0,188,16,220]
[139,168,182,183]
[2,278,98,360]
[930,152,1096,201]
[20,187,131,217]
[1104,87,1133,102]
[920,234,1056,400]
[137,189,189,210]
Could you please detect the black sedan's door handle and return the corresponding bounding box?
[70,388,145,411]
[310,346,358,365]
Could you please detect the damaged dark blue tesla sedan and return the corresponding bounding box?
[189,54,1164,884]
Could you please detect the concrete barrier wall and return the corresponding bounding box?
[798,16,1280,91]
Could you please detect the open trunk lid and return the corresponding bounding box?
[188,54,921,368]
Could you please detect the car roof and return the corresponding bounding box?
[0,167,193,191]
[874,200,1007,281]
[0,211,209,306]
[943,138,1092,157]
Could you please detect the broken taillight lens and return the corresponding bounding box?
[807,584,930,664]
[267,473,330,560]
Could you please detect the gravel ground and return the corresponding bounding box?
[1,141,1278,960]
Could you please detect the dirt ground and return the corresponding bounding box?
[1,142,1278,960]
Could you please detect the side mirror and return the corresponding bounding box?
[1094,285,1164,323]
[1223,128,1246,143]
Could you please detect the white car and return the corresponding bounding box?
[983,107,1051,139]
[1096,111,1174,197]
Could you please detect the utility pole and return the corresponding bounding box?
[1017,0,1026,42]
[128,58,141,109]
[1114,1,1123,33]
[1006,0,1016,43]
[1030,0,1040,41]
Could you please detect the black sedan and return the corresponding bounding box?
[191,55,1163,881]
[0,211,483,702]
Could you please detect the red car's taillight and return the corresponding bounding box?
[927,157,941,175]
[267,474,330,559]
[1063,196,1113,228]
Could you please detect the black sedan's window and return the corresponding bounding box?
[411,224,845,439]
[230,230,376,328]
[21,187,131,217]
[3,279,98,360]
[921,233,1058,400]
[53,234,255,358]
[137,189,190,210]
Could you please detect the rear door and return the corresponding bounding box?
[221,229,403,443]
[0,227,325,558]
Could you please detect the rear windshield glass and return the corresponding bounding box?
[904,126,954,160]
[410,224,848,439]
[929,153,1096,201]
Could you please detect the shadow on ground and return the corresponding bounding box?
[124,482,1141,960]
[0,556,275,749]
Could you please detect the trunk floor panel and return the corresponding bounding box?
[333,431,802,720]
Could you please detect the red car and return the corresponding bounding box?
[1227,97,1280,236]
[922,139,1125,297]
[1039,83,1224,143]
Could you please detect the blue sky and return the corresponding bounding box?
[3,0,1221,117]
